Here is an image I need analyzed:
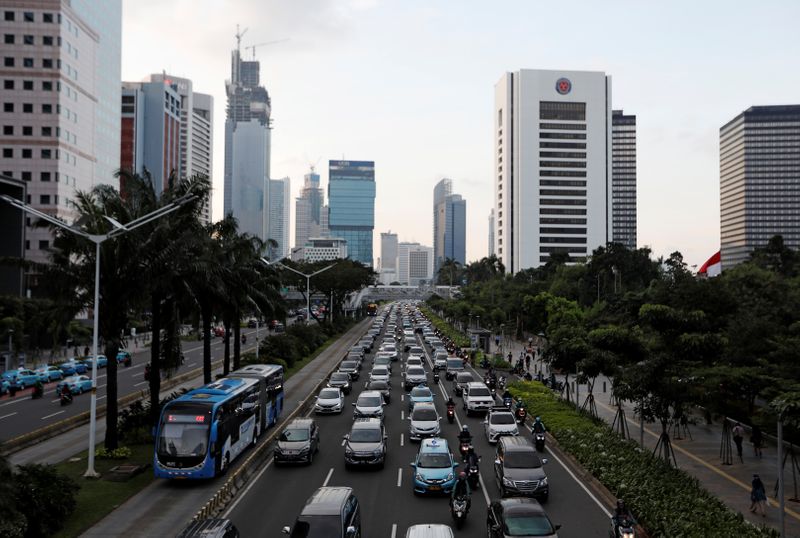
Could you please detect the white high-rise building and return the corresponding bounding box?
[488,208,495,256]
[494,69,612,272]
[268,176,290,260]
[379,231,398,284]
[0,1,122,267]
[397,242,434,286]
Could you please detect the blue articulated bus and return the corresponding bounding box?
[154,364,284,479]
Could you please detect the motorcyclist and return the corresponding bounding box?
[465,446,480,469]
[241,334,247,345]
[458,425,472,445]
[446,396,456,409]
[450,471,471,509]
[613,499,633,528]
[532,416,546,434]
[33,379,44,398]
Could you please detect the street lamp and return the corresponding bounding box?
[1,192,194,478]
[261,258,337,325]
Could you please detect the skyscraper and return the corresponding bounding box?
[268,176,290,260]
[0,1,122,267]
[720,105,800,269]
[328,160,376,266]
[494,69,612,272]
[147,74,214,224]
[397,242,434,286]
[295,167,325,248]
[488,208,495,256]
[611,110,637,248]
[379,231,398,284]
[224,36,271,241]
[433,179,466,273]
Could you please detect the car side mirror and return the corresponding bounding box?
[555,524,561,530]
[494,459,501,465]
[352,402,356,406]
[542,458,548,464]
[492,524,501,532]
[343,434,349,440]
[409,462,416,467]
[384,435,388,440]
[483,419,488,424]
[282,526,291,534]
[346,526,356,537]
[452,462,459,469]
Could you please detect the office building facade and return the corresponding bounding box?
[290,237,347,263]
[0,1,122,268]
[488,208,495,256]
[268,176,290,260]
[295,167,326,248]
[224,42,271,241]
[379,231,398,284]
[611,110,637,248]
[397,242,434,286]
[720,105,800,269]
[494,69,612,272]
[433,178,467,273]
[328,160,375,266]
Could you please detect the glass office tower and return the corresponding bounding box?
[328,160,376,266]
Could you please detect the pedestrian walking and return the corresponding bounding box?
[525,353,531,371]
[751,426,763,458]
[732,422,745,462]
[750,474,767,516]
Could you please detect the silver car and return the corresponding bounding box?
[484,406,520,444]
[370,365,390,384]
[314,387,344,415]
[408,402,441,441]
[403,366,427,391]
[353,390,384,420]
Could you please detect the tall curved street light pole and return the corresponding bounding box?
[261,258,337,325]
[1,192,194,478]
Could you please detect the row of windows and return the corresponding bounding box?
[540,189,586,197]
[540,122,586,131]
[541,132,586,140]
[3,79,57,91]
[2,147,57,159]
[540,151,586,159]
[4,11,58,23]
[541,237,587,244]
[540,208,586,215]
[540,218,587,225]
[540,101,586,122]
[541,227,586,234]
[541,199,586,206]
[3,57,59,69]
[2,170,58,182]
[4,34,58,46]
[540,141,586,149]
[540,179,586,187]
[540,246,587,252]
[2,102,56,114]
[541,170,586,177]
[2,125,56,136]
[540,160,586,169]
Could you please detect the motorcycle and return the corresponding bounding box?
[479,357,490,369]
[498,376,506,391]
[450,496,470,529]
[459,440,471,461]
[60,390,73,406]
[609,515,636,538]
[515,405,527,425]
[503,395,513,409]
[466,458,481,489]
[123,355,132,368]
[433,372,440,384]
[144,364,151,382]
[447,405,455,424]
[534,431,546,451]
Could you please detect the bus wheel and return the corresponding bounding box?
[221,453,230,474]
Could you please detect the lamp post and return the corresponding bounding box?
[1,193,194,478]
[261,259,336,325]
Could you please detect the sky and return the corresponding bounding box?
[121,0,800,268]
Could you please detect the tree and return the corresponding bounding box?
[437,258,463,286]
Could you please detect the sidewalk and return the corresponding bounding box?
[492,336,800,536]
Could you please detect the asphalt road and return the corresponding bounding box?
[0,327,264,442]
[227,313,611,537]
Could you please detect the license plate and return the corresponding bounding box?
[428,485,441,491]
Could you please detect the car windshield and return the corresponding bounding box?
[319,389,340,399]
[341,361,357,369]
[373,368,388,375]
[64,376,81,383]
[331,373,348,382]
[412,408,438,421]
[350,428,381,443]
[407,367,424,376]
[457,373,475,383]
[290,516,341,538]
[410,387,432,398]
[358,395,382,407]
[418,452,451,468]
[447,359,463,369]
[280,428,310,442]
[470,387,491,397]
[504,513,554,536]
[369,381,387,390]
[376,357,390,364]
[157,422,209,457]
[504,451,542,468]
[491,413,516,425]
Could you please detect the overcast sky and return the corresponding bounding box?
[121,0,800,268]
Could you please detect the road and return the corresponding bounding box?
[227,313,611,537]
[0,327,264,442]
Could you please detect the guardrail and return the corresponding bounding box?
[191,319,371,522]
[0,359,223,456]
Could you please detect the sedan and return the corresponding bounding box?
[2,368,39,388]
[314,387,344,415]
[36,365,64,382]
[1,379,9,395]
[81,355,108,369]
[364,379,391,404]
[407,385,435,411]
[57,375,93,395]
[58,360,88,376]
[327,372,352,395]
[487,498,560,538]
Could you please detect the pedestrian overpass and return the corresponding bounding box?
[345,285,459,310]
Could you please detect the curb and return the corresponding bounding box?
[0,359,223,456]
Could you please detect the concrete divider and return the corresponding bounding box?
[0,359,223,456]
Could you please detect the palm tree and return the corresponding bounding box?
[437,258,463,286]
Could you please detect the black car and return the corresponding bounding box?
[494,437,549,500]
[453,371,476,397]
[328,371,352,395]
[283,486,361,538]
[339,360,360,381]
[274,418,320,465]
[177,518,240,538]
[343,418,387,468]
[364,379,391,404]
[486,498,560,538]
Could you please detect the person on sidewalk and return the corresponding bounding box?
[751,426,763,458]
[732,422,745,462]
[750,474,767,516]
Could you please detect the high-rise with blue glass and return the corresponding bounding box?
[433,178,466,273]
[328,160,376,266]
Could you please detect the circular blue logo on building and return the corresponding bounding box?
[555,78,572,95]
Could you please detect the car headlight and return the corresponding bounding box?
[298,447,310,454]
[502,477,514,486]
[274,445,283,454]
[415,472,424,481]
[373,448,383,456]
[446,472,454,481]
[539,477,547,486]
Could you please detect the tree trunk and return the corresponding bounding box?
[103,337,121,450]
[233,307,241,371]
[201,300,212,384]
[149,293,162,427]
[223,317,231,376]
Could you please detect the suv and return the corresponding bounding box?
[343,418,387,468]
[353,390,384,420]
[452,371,475,397]
[403,366,427,391]
[463,382,495,415]
[410,437,459,495]
[274,418,320,465]
[328,372,352,395]
[432,353,448,373]
[408,401,441,441]
[487,498,560,538]
[369,365,390,384]
[444,358,465,381]
[283,486,361,537]
[494,437,549,501]
[484,406,520,444]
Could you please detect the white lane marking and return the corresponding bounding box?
[396,467,402,487]
[222,456,275,518]
[186,362,196,368]
[322,467,334,487]
[401,410,404,420]
[97,395,107,401]
[97,383,107,389]
[134,381,147,387]
[546,447,612,517]
[0,412,17,420]
[401,394,404,402]
[391,524,397,538]
[400,433,404,447]
[41,410,65,420]
[51,399,60,403]
[478,470,491,506]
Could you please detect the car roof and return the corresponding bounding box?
[405,524,455,538]
[498,497,547,515]
[358,390,382,399]
[286,418,314,429]
[420,437,449,453]
[301,486,354,515]
[466,381,488,388]
[499,436,535,451]
[351,417,382,429]
[176,518,235,537]
[457,372,475,380]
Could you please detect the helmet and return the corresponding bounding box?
[617,499,625,509]
[535,416,541,421]
[462,425,469,432]
[459,471,466,479]
[467,445,475,454]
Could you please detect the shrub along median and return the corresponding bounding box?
[510,381,777,538]
[420,306,470,348]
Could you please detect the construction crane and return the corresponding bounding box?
[244,38,289,59]
[235,24,248,52]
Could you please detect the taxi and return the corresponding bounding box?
[410,438,459,495]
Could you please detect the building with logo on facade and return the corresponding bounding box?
[268,176,290,260]
[328,160,375,266]
[223,38,271,241]
[397,242,434,286]
[290,237,347,263]
[295,167,326,248]
[720,105,800,270]
[433,178,467,274]
[0,1,122,273]
[611,110,637,249]
[379,231,398,284]
[494,69,612,272]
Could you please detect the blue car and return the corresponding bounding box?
[1,368,40,388]
[410,437,459,495]
[408,385,435,411]
[58,360,88,375]
[57,375,93,396]
[36,365,65,382]
[1,379,9,395]
[116,350,132,364]
[82,355,108,369]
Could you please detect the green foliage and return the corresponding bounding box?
[510,382,776,538]
[252,318,357,369]
[95,446,133,460]
[117,390,186,444]
[419,307,470,347]
[12,463,79,538]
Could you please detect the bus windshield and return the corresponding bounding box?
[158,421,209,457]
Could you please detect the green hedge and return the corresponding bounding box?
[420,307,470,347]
[510,382,777,538]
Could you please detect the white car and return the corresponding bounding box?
[379,344,398,361]
[314,387,344,414]
[405,356,425,370]
[403,366,427,390]
[484,406,520,443]
[370,365,391,384]
[463,382,495,415]
[353,390,384,420]
[408,402,441,441]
